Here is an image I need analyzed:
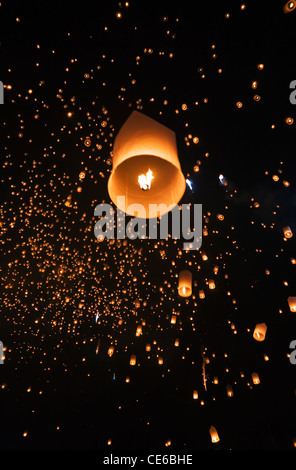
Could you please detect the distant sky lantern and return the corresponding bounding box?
[107,110,186,218]
[284,0,296,12]
[130,354,136,366]
[208,279,216,289]
[209,426,220,443]
[108,346,114,357]
[252,372,260,385]
[253,323,267,341]
[178,270,192,297]
[171,314,177,324]
[199,289,205,299]
[193,390,198,399]
[283,226,293,238]
[287,297,296,312]
[136,325,142,336]
[226,384,234,397]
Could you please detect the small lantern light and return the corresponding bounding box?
[253,323,267,341]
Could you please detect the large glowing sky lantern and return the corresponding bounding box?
[107,111,186,219]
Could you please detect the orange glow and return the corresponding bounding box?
[283,226,293,238]
[178,270,192,297]
[253,323,267,341]
[209,426,220,443]
[107,111,186,218]
[285,117,294,125]
[130,355,136,366]
[208,279,215,289]
[287,297,296,312]
[252,372,260,384]
[199,289,205,299]
[284,1,296,13]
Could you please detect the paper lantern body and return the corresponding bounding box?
[252,372,260,384]
[253,323,267,341]
[226,384,234,397]
[199,289,205,299]
[284,1,296,13]
[283,226,293,238]
[178,270,192,297]
[130,354,136,366]
[288,296,296,312]
[208,279,215,289]
[108,346,114,357]
[108,111,186,219]
[209,426,220,443]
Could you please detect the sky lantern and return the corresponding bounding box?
[107,111,186,218]
[284,1,296,13]
[108,346,114,357]
[199,289,205,299]
[287,297,296,312]
[208,279,215,289]
[252,372,260,385]
[226,384,234,397]
[283,226,293,238]
[178,270,192,297]
[253,323,267,341]
[130,355,137,366]
[209,426,220,443]
[136,325,142,336]
[171,314,177,324]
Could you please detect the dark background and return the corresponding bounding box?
[0,0,295,456]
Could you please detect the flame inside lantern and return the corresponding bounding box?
[138,169,154,191]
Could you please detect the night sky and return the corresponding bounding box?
[0,0,296,458]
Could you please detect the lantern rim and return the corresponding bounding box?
[108,154,186,219]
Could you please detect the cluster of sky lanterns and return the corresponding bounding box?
[0,2,295,449]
